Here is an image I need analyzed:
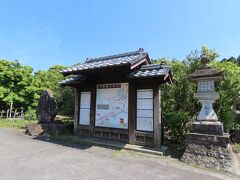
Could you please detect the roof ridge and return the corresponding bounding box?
[85,48,145,63]
[140,64,170,70]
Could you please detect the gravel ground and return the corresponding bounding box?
[0,128,239,180]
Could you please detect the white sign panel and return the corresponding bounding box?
[136,89,153,131]
[79,92,91,125]
[79,109,90,125]
[80,92,91,108]
[95,83,128,129]
[137,117,153,131]
[137,89,153,98]
[137,109,153,118]
[137,99,153,110]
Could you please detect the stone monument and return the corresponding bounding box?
[37,90,58,123]
[25,90,65,137]
[181,56,239,173]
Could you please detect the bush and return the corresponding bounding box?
[163,111,191,145]
[24,109,37,121]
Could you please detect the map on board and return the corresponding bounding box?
[95,83,128,129]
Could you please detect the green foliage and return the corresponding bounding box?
[159,60,197,145]
[34,65,75,117]
[232,143,240,154]
[212,61,240,131]
[164,111,190,144]
[34,65,66,96]
[57,86,75,116]
[0,60,42,110]
[24,109,37,121]
[221,56,240,65]
[0,61,74,118]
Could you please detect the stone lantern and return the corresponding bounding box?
[188,56,224,135]
[181,56,238,173]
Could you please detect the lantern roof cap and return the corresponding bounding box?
[187,56,224,80]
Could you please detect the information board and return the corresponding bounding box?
[79,92,91,125]
[95,83,128,129]
[136,89,153,131]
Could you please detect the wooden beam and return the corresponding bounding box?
[153,84,161,148]
[130,58,148,69]
[128,81,136,144]
[94,127,128,134]
[89,84,96,136]
[74,88,80,135]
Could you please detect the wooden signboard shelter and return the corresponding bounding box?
[61,48,172,148]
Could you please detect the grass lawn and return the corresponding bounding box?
[232,143,240,154]
[0,119,37,129]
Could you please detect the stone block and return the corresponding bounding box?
[25,122,65,136]
[191,121,224,136]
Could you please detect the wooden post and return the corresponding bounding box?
[9,101,13,119]
[20,110,24,119]
[153,84,161,148]
[74,89,80,135]
[0,110,3,118]
[90,84,96,136]
[6,110,9,119]
[13,109,17,119]
[128,81,136,144]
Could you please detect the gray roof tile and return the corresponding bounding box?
[60,75,85,85]
[129,64,171,79]
[61,49,149,75]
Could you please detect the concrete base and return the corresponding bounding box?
[76,136,167,156]
[181,132,239,174]
[25,122,65,136]
[191,121,224,135]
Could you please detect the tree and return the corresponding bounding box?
[221,56,238,64]
[34,65,75,117]
[0,60,74,118]
[212,61,240,131]
[160,60,197,145]
[0,60,42,111]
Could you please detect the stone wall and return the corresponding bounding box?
[181,133,239,173]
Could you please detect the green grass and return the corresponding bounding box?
[0,119,37,129]
[232,143,240,154]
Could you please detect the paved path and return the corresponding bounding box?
[0,128,238,180]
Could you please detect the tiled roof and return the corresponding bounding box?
[61,48,149,75]
[61,64,172,85]
[129,64,171,78]
[60,76,84,86]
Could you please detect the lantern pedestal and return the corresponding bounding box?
[181,130,238,173]
[191,121,223,135]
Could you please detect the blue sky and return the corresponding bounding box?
[0,0,240,71]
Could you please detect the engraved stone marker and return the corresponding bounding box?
[37,90,58,123]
